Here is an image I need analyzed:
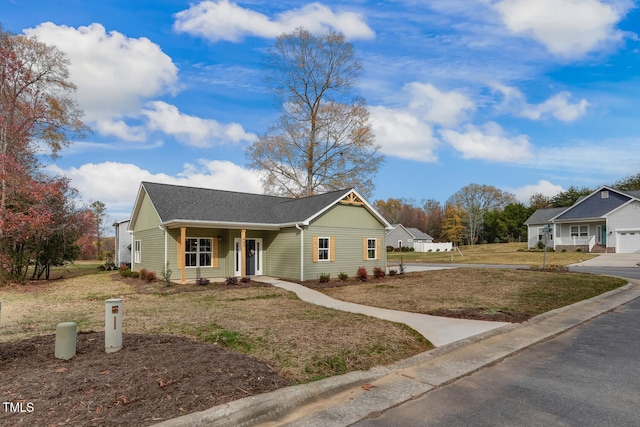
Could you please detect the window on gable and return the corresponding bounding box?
[185,238,212,267]
[601,190,609,199]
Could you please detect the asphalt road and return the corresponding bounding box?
[354,295,640,427]
[569,266,640,280]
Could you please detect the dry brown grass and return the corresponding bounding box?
[388,242,597,266]
[0,273,429,383]
[322,268,626,315]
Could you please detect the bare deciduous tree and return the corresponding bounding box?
[247,28,382,198]
[448,184,516,245]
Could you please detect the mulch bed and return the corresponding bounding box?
[0,332,290,426]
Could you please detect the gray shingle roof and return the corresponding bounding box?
[524,207,566,225]
[141,182,352,225]
[406,227,433,240]
[555,188,630,220]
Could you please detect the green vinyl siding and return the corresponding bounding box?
[303,226,386,280]
[312,203,383,229]
[304,204,387,280]
[264,228,301,280]
[131,191,161,231]
[167,228,229,281]
[132,227,164,273]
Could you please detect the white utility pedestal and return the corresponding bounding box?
[105,298,123,353]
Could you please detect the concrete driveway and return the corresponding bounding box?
[570,253,640,267]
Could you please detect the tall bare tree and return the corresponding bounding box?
[247,28,382,198]
[448,184,516,245]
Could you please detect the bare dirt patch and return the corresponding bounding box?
[0,331,289,426]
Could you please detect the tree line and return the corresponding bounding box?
[375,174,640,246]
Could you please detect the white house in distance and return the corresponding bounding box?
[525,186,640,253]
[386,224,453,252]
[113,219,132,266]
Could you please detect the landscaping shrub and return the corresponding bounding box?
[338,272,348,281]
[240,277,251,283]
[225,277,238,285]
[373,267,385,279]
[145,270,157,282]
[576,247,583,252]
[536,241,545,250]
[139,268,149,281]
[389,269,397,276]
[130,271,139,279]
[119,267,132,278]
[409,247,414,252]
[195,277,210,286]
[386,246,395,252]
[357,266,368,281]
[318,273,331,283]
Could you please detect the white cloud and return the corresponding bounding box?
[493,84,589,122]
[406,83,476,127]
[507,180,565,203]
[173,0,375,42]
[141,101,256,147]
[492,0,629,58]
[93,119,147,142]
[47,160,264,217]
[25,23,179,124]
[368,105,439,162]
[440,122,533,162]
[365,82,478,162]
[520,92,589,122]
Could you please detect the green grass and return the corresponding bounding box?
[387,242,597,266]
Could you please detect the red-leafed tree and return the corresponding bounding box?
[1,25,87,281]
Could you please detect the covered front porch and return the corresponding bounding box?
[554,221,608,252]
[165,224,275,284]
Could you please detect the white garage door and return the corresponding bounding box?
[617,231,640,253]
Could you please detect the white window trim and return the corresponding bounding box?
[134,240,141,263]
[185,237,213,268]
[318,237,330,262]
[367,238,377,260]
[570,225,588,237]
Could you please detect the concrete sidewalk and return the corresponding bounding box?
[154,281,640,427]
[259,277,510,347]
[570,253,640,267]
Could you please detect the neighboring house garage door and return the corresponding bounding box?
[617,231,640,253]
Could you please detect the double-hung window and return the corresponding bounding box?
[570,226,588,238]
[318,237,330,261]
[185,238,212,267]
[367,238,377,260]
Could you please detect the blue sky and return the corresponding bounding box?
[3,0,640,222]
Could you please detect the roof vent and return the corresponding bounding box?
[601,190,609,199]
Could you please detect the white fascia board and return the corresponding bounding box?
[160,219,282,231]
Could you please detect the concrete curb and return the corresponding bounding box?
[153,282,640,427]
[152,367,391,427]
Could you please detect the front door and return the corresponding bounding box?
[601,225,607,245]
[234,237,263,276]
[245,239,256,275]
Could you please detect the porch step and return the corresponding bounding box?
[591,244,607,253]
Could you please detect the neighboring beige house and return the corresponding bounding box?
[525,186,640,253]
[128,182,391,283]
